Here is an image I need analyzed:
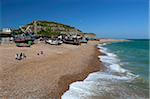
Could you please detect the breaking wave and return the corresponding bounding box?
[62,43,147,99]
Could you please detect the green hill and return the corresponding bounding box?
[13,20,84,37]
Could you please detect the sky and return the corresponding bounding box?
[1,0,149,39]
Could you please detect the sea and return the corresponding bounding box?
[62,39,149,99]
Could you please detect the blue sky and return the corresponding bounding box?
[1,0,149,39]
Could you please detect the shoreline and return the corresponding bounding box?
[57,46,104,99]
[40,44,105,98]
[99,38,129,44]
[61,40,149,99]
[0,41,105,99]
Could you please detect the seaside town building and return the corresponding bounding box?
[0,28,13,44]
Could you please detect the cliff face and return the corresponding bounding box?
[14,21,83,36]
[84,33,96,38]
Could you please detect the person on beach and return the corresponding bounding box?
[37,53,40,55]
[23,53,26,59]
[20,53,23,60]
[15,53,26,60]
[40,51,43,55]
[15,53,19,60]
[16,53,21,60]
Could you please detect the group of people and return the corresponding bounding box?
[37,51,44,55]
[15,51,44,60]
[15,53,26,60]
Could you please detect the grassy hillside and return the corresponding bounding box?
[13,20,83,37]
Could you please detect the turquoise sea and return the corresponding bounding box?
[62,40,149,99]
[104,40,149,81]
[102,40,149,97]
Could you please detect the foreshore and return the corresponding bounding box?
[99,38,129,43]
[0,41,104,99]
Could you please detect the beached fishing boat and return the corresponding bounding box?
[46,39,63,45]
[63,39,80,45]
[14,34,36,43]
[14,38,26,43]
[16,43,31,47]
[80,38,88,43]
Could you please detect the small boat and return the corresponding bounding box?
[63,39,80,45]
[46,39,62,45]
[14,34,35,43]
[14,38,26,43]
[80,38,88,43]
[16,43,31,47]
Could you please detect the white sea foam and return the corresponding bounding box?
[109,64,127,73]
[85,72,131,81]
[62,44,138,99]
[97,43,107,47]
[99,56,119,64]
[62,72,136,99]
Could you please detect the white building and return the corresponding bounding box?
[0,28,13,44]
[1,28,11,33]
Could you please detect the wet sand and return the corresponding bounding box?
[0,42,104,99]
